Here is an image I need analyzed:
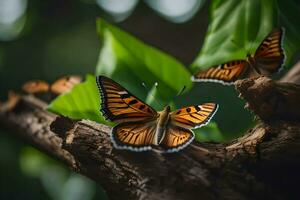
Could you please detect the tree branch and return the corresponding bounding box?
[1,63,300,199]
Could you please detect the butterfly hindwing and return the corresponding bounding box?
[111,120,157,151]
[160,124,194,153]
[192,60,248,85]
[170,103,218,129]
[254,27,285,74]
[96,76,157,123]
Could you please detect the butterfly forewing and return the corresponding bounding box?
[111,121,157,151]
[254,28,285,74]
[96,76,157,123]
[22,80,50,94]
[170,103,218,129]
[160,125,194,153]
[192,60,248,85]
[51,75,82,94]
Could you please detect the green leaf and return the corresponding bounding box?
[188,0,300,139]
[47,75,110,125]
[191,0,299,72]
[47,19,222,140]
[96,18,192,110]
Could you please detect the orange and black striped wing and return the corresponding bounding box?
[111,120,157,151]
[96,76,157,123]
[22,80,50,94]
[51,75,82,94]
[170,103,218,129]
[160,124,194,153]
[192,60,248,85]
[254,28,285,74]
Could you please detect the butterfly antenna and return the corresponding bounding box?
[142,82,163,107]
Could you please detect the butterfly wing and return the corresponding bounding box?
[254,28,285,74]
[111,120,157,151]
[96,76,157,123]
[192,60,248,85]
[170,103,218,129]
[50,75,82,94]
[22,80,50,94]
[160,124,194,153]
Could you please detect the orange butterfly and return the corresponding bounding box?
[192,28,285,85]
[96,76,218,152]
[22,75,82,95]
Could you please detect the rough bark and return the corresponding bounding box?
[1,67,300,200]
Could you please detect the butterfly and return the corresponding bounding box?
[192,27,285,85]
[96,76,218,152]
[22,75,82,95]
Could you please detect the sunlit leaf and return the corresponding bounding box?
[96,18,192,110]
[47,75,111,125]
[191,0,277,71]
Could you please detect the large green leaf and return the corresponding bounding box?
[191,0,300,72]
[96,18,192,110]
[47,75,110,125]
[191,0,275,71]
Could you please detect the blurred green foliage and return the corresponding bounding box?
[20,147,106,200]
[0,133,107,200]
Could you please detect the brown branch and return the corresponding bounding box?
[1,77,300,200]
[235,76,300,121]
[1,61,300,199]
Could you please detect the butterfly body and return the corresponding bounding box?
[192,28,285,85]
[155,105,171,145]
[96,76,218,152]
